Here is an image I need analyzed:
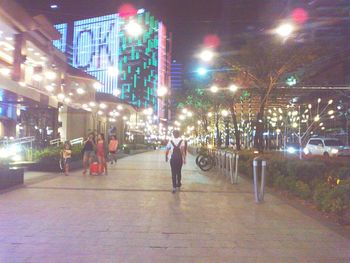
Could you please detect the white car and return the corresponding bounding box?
[304,138,350,157]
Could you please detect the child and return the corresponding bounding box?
[108,135,119,165]
[62,142,72,176]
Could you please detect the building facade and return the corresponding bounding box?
[54,10,171,118]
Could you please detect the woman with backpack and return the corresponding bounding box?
[165,130,186,193]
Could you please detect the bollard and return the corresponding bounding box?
[219,151,224,174]
[253,157,267,203]
[230,153,239,184]
[235,154,239,183]
[226,152,231,177]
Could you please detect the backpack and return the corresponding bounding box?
[171,140,183,160]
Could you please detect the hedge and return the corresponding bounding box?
[234,150,350,223]
[32,144,84,163]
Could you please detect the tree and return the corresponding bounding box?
[218,38,323,152]
[176,80,213,144]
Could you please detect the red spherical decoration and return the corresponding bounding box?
[203,34,221,48]
[292,8,309,24]
[118,3,137,18]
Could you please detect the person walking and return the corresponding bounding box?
[82,133,95,175]
[108,135,119,165]
[165,130,186,193]
[96,133,108,175]
[62,141,72,176]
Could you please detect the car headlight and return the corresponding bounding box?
[287,147,296,154]
[331,149,339,154]
[303,148,310,155]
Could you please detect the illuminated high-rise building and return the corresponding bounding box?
[54,10,170,114]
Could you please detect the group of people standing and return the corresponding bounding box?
[60,133,118,176]
[82,133,118,175]
[81,133,119,176]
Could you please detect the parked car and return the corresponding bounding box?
[304,138,350,157]
[284,143,302,155]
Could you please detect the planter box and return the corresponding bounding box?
[28,159,82,172]
[0,168,24,190]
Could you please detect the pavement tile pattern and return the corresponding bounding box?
[0,150,349,263]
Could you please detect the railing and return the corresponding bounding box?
[0,136,35,147]
[49,138,62,147]
[50,137,84,147]
[70,137,84,145]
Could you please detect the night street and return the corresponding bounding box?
[1,151,349,263]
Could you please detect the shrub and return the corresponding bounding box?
[236,150,350,223]
[32,144,83,163]
[295,180,312,199]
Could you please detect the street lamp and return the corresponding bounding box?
[275,23,295,38]
[125,20,143,37]
[197,67,208,76]
[221,109,229,117]
[210,85,219,93]
[199,49,214,62]
[229,84,239,93]
[157,86,168,97]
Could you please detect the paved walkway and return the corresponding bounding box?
[0,151,349,263]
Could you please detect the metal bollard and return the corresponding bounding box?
[230,153,239,184]
[226,152,231,177]
[253,157,267,203]
[220,151,225,175]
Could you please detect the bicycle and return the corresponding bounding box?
[196,148,218,171]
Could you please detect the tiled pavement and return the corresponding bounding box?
[0,150,349,263]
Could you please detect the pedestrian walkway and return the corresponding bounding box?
[0,150,349,263]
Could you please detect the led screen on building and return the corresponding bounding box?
[53,23,67,53]
[73,14,120,95]
[54,10,169,114]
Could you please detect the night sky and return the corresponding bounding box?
[16,0,289,68]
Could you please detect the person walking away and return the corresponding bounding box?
[97,133,108,175]
[165,130,186,193]
[82,133,95,175]
[108,135,119,165]
[62,142,72,176]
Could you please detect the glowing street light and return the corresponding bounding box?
[125,21,143,37]
[197,67,208,76]
[179,115,186,120]
[229,84,238,93]
[157,86,168,97]
[221,110,229,117]
[210,85,219,93]
[199,49,214,62]
[275,23,294,38]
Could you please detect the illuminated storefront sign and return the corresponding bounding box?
[73,14,120,94]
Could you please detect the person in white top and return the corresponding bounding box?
[165,130,186,193]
